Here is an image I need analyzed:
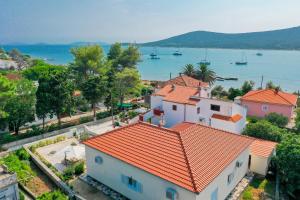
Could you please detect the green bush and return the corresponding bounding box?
[265,112,289,127]
[243,120,285,142]
[36,190,68,200]
[74,161,84,175]
[62,166,74,181]
[242,187,253,200]
[247,116,261,124]
[15,148,31,160]
[79,116,93,124]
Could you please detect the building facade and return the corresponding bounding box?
[240,89,297,119]
[142,84,247,134]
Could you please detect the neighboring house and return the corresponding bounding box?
[141,84,247,134]
[84,122,254,200]
[161,74,209,88]
[240,89,298,119]
[249,139,277,176]
[0,165,19,200]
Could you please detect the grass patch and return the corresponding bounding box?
[241,176,275,200]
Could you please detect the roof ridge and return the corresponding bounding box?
[276,91,295,105]
[176,132,198,193]
[242,89,266,99]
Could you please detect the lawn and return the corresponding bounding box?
[241,176,275,200]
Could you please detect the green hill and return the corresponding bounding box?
[142,26,300,50]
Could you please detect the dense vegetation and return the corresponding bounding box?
[143,26,300,50]
[36,190,68,200]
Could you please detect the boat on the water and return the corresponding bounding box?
[256,53,263,56]
[173,50,182,56]
[198,49,211,65]
[150,48,160,59]
[235,53,247,65]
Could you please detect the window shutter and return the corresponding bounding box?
[137,182,143,193]
[121,174,128,184]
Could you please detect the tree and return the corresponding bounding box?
[81,75,107,120]
[4,79,36,134]
[265,112,288,128]
[0,75,15,118]
[23,63,65,81]
[228,87,243,100]
[211,85,228,98]
[46,71,75,126]
[241,80,255,94]
[265,81,281,90]
[182,64,196,77]
[275,135,300,196]
[243,120,285,142]
[118,45,140,70]
[70,45,106,81]
[195,64,216,85]
[36,79,51,129]
[114,68,141,106]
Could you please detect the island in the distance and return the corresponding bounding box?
[142,26,300,50]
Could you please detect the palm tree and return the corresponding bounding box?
[196,64,216,85]
[182,64,196,77]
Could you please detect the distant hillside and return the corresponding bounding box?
[142,26,300,50]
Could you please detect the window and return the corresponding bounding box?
[121,175,142,193]
[197,107,201,114]
[262,104,269,112]
[166,188,177,200]
[236,161,243,168]
[210,104,220,112]
[211,188,218,200]
[172,105,177,111]
[95,156,103,164]
[227,173,234,185]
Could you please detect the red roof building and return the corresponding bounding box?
[84,122,253,199]
[162,75,209,88]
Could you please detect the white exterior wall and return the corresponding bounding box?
[150,96,163,109]
[163,101,186,127]
[196,148,250,200]
[86,146,250,200]
[211,118,245,134]
[85,146,197,200]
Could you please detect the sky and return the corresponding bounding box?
[1,0,300,44]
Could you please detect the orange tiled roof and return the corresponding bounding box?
[154,84,200,105]
[84,122,253,193]
[241,89,297,106]
[211,114,243,123]
[250,139,277,158]
[163,75,209,88]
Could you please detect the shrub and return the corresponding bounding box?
[79,116,93,124]
[19,192,25,200]
[247,116,261,124]
[265,112,288,127]
[36,190,68,200]
[15,148,31,160]
[74,161,84,175]
[62,166,74,181]
[242,187,253,200]
[243,120,285,142]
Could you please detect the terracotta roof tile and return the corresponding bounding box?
[211,114,243,123]
[154,84,200,105]
[163,75,209,88]
[84,122,253,193]
[250,139,277,158]
[241,89,297,106]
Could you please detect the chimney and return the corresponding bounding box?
[179,72,182,76]
[275,87,280,94]
[198,82,202,97]
[171,84,176,91]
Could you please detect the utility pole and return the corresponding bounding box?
[260,75,264,89]
[169,72,172,80]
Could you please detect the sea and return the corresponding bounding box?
[3,44,300,92]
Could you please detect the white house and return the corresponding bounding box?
[141,84,247,134]
[84,122,254,200]
[0,165,19,200]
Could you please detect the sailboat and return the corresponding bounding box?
[173,48,182,56]
[256,52,263,56]
[150,47,160,59]
[235,53,248,65]
[198,49,211,65]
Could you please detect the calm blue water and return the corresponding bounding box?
[3,44,300,92]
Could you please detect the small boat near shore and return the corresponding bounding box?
[173,50,182,56]
[216,76,238,81]
[256,53,263,56]
[235,53,247,65]
[198,49,211,65]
